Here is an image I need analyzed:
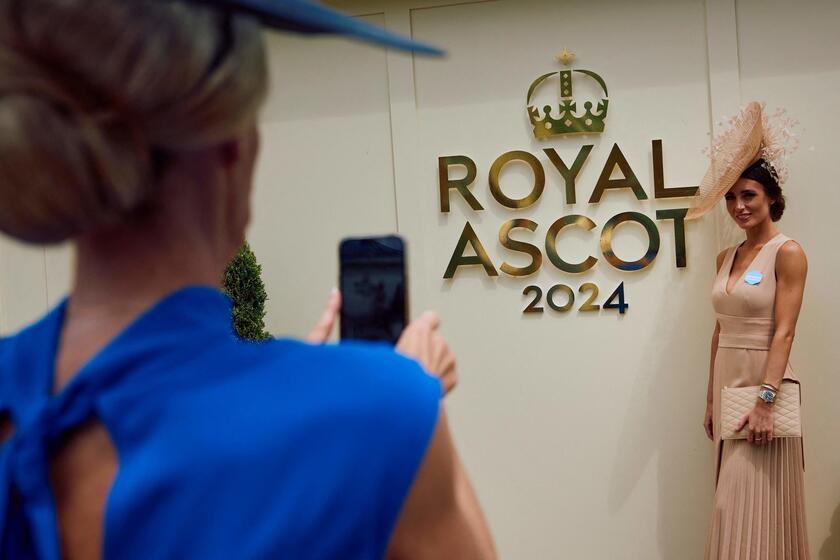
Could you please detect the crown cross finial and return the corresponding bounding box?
[555,48,575,66]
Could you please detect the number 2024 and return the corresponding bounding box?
[522,282,628,315]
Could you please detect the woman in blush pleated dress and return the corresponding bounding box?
[688,102,809,559]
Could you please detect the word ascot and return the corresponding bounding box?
[438,139,697,279]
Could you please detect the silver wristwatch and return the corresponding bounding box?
[758,386,777,404]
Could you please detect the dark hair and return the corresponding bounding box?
[740,158,785,221]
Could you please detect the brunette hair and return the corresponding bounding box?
[740,158,785,221]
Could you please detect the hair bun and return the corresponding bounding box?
[0,91,152,242]
[0,0,267,243]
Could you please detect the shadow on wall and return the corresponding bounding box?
[820,503,840,559]
[607,265,714,560]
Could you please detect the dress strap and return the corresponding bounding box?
[758,233,793,274]
[768,233,792,249]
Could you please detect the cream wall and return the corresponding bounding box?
[410,2,714,559]
[1,0,838,558]
[251,14,399,336]
[735,1,840,557]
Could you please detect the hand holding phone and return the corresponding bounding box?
[339,235,407,344]
[395,311,458,395]
[306,289,342,343]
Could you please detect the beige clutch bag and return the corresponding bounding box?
[720,382,802,440]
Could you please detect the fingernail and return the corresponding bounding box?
[330,287,338,296]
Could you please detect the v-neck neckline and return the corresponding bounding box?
[724,233,781,295]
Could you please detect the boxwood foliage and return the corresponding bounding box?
[222,242,271,341]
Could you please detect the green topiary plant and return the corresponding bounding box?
[222,242,271,341]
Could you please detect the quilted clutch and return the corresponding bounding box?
[720,382,801,440]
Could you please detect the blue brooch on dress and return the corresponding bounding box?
[744,271,763,285]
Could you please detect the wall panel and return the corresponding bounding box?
[736,1,840,556]
[408,1,715,557]
[252,17,398,338]
[0,240,47,335]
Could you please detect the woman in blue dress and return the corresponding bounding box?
[0,0,495,558]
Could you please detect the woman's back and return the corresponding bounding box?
[1,288,441,558]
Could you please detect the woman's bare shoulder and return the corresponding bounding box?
[777,239,807,277]
[715,248,729,273]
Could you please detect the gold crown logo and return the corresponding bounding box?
[527,50,609,140]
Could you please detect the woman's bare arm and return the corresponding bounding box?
[386,407,496,560]
[703,249,728,440]
[762,241,808,388]
[708,248,728,402]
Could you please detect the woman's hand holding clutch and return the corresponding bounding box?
[735,402,774,445]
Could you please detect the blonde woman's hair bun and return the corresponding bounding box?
[0,0,267,243]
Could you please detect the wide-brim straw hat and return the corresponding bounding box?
[686,101,765,220]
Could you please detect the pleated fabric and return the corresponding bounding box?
[707,438,809,559]
[706,234,810,559]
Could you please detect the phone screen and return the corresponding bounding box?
[339,236,407,344]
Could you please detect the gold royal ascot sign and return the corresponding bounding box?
[437,50,698,315]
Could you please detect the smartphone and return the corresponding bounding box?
[339,235,407,344]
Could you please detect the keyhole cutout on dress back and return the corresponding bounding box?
[49,419,118,560]
[0,411,14,444]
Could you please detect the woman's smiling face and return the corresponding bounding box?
[725,178,774,229]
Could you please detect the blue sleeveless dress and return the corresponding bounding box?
[0,287,441,559]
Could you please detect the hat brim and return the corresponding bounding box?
[172,0,445,56]
[686,102,764,220]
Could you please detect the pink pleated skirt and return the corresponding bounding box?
[706,438,809,559]
[706,344,810,559]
